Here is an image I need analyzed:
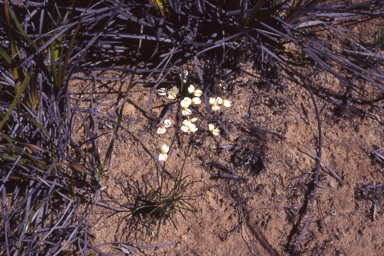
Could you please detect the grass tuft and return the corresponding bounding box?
[131,169,197,239]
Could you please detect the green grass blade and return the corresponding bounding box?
[150,0,169,16]
[0,46,11,65]
[60,0,92,87]
[22,114,49,134]
[98,70,136,175]
[241,0,266,30]
[29,72,38,109]
[8,5,28,36]
[0,72,32,130]
[50,43,59,87]
[17,201,43,256]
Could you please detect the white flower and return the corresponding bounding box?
[157,119,171,134]
[159,144,169,161]
[182,108,192,116]
[157,87,168,96]
[181,97,192,116]
[182,117,197,127]
[209,123,220,136]
[209,97,221,111]
[223,100,231,107]
[190,97,201,105]
[217,97,231,107]
[181,123,198,133]
[167,86,179,99]
[188,85,203,97]
[164,119,171,126]
[181,97,191,106]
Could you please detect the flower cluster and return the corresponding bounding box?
[179,84,203,135]
[157,71,231,161]
[207,97,231,136]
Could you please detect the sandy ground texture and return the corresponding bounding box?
[68,58,384,255]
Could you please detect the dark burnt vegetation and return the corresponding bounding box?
[355,183,384,205]
[230,123,268,176]
[1,0,384,254]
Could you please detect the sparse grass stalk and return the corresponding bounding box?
[132,169,197,238]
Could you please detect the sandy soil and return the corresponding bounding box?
[69,57,384,255]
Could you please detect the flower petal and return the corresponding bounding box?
[223,100,231,107]
[181,125,189,132]
[164,119,172,127]
[181,98,191,108]
[194,89,202,97]
[172,86,179,94]
[192,97,201,104]
[182,108,192,116]
[159,153,168,161]
[157,127,166,134]
[213,129,220,136]
[188,85,195,93]
[162,144,169,153]
[182,120,191,126]
[157,88,167,96]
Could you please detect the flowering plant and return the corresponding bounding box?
[181,122,198,133]
[209,123,220,136]
[157,119,172,134]
[188,85,202,97]
[209,97,221,111]
[159,144,169,161]
[180,98,192,116]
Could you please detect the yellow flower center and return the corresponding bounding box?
[161,124,166,129]
[161,150,167,155]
